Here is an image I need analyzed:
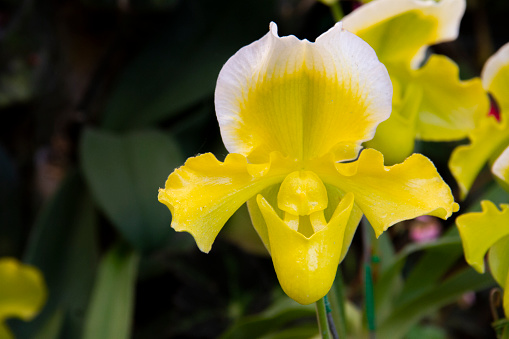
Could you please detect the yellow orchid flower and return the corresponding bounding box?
[342,0,488,164]
[450,42,509,199]
[158,22,458,305]
[456,42,509,318]
[457,201,509,317]
[0,258,47,339]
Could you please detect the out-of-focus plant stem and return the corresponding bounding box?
[316,297,332,339]
[329,269,347,338]
[363,218,376,339]
[324,295,339,339]
[330,2,344,22]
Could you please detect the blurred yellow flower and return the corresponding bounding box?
[0,258,47,339]
[343,0,488,164]
[450,42,509,199]
[158,22,458,304]
[456,42,509,318]
[457,201,509,317]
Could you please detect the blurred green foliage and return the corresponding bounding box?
[81,129,183,251]
[0,0,508,338]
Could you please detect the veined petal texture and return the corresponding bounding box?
[310,149,458,237]
[158,152,297,253]
[215,22,391,162]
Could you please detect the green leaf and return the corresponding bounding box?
[467,183,509,213]
[83,243,139,339]
[405,324,447,339]
[219,295,316,339]
[374,236,461,324]
[12,170,99,339]
[376,267,494,339]
[80,128,183,252]
[395,228,463,306]
[370,231,402,324]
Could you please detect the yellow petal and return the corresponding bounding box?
[324,184,364,262]
[245,180,364,259]
[456,201,509,273]
[245,184,279,252]
[367,56,488,164]
[459,202,509,318]
[413,55,488,141]
[487,236,509,318]
[343,0,465,67]
[493,145,509,186]
[310,148,458,237]
[256,193,354,304]
[449,116,509,199]
[450,42,509,198]
[364,79,420,165]
[158,152,296,253]
[215,22,391,162]
[488,235,509,289]
[0,258,47,336]
[277,170,328,216]
[0,324,13,339]
[345,1,477,163]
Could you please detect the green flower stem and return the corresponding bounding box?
[490,288,508,339]
[329,269,347,338]
[362,218,376,338]
[316,297,332,339]
[329,2,344,22]
[324,295,339,339]
[364,264,376,333]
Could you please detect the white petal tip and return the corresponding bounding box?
[482,42,509,90]
[333,21,343,30]
[269,22,279,37]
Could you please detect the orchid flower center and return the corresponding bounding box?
[277,170,329,237]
